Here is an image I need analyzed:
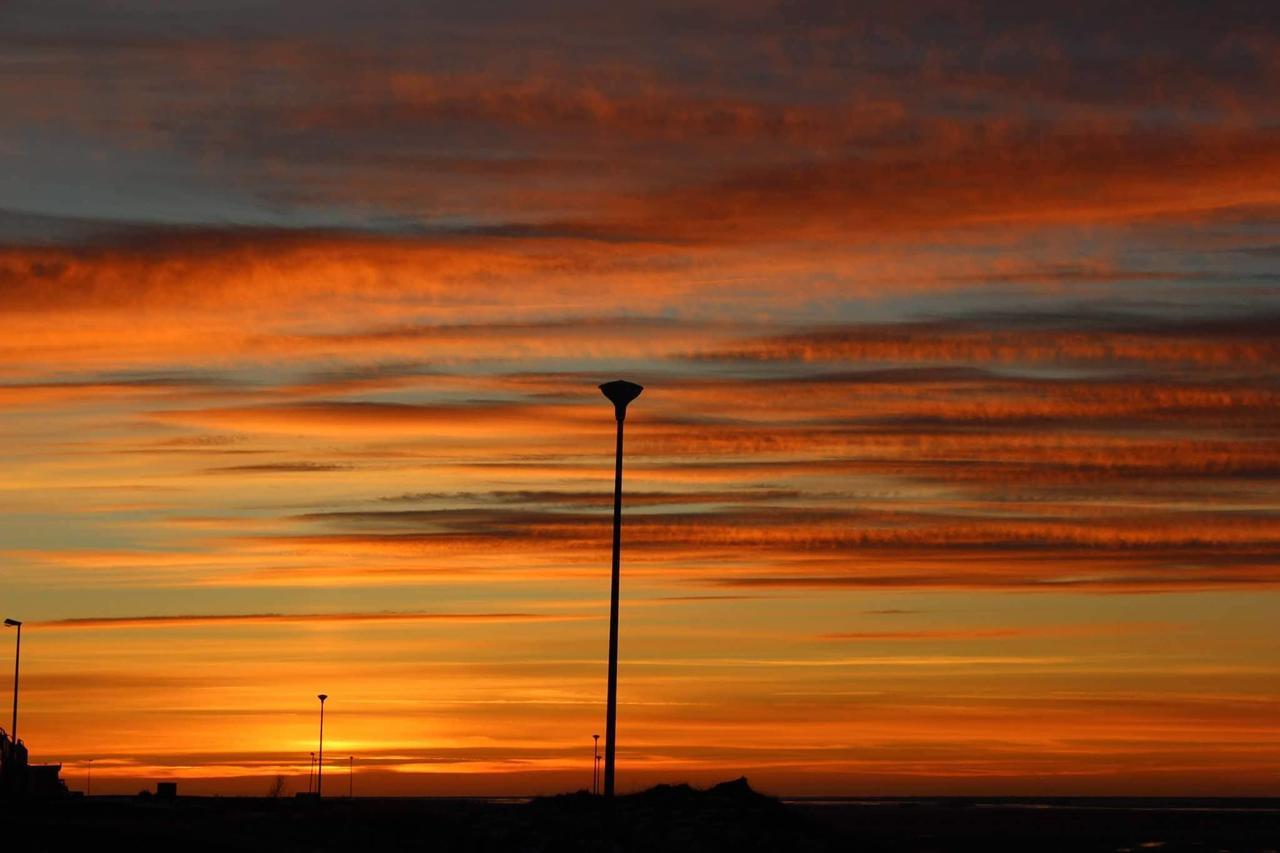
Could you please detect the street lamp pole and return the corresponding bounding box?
[87,758,93,796]
[349,755,354,798]
[599,380,642,799]
[592,733,600,795]
[4,619,20,742]
[316,694,328,797]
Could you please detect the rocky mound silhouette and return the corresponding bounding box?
[522,777,836,851]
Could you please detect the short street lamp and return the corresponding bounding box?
[3,618,20,742]
[316,694,328,797]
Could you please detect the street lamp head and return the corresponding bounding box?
[3,619,19,627]
[599,380,643,420]
[317,694,328,702]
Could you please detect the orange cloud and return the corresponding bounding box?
[580,126,1280,244]
[33,611,582,630]
[818,624,1161,641]
[693,321,1280,367]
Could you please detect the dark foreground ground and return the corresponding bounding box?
[2,779,1277,852]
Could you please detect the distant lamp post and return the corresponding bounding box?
[592,733,600,795]
[349,755,354,798]
[316,694,328,797]
[3,618,20,742]
[86,758,93,796]
[599,380,642,798]
[309,752,315,793]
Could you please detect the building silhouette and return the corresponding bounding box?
[0,726,67,797]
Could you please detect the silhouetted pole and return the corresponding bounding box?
[592,733,600,794]
[4,619,20,742]
[316,694,328,797]
[86,758,92,796]
[309,752,315,793]
[599,380,642,799]
[349,755,354,798]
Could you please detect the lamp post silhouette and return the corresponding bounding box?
[86,758,93,796]
[308,752,315,793]
[4,618,20,742]
[316,694,328,797]
[592,733,600,795]
[349,755,354,798]
[599,380,642,798]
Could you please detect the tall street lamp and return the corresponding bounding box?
[4,618,20,742]
[316,694,328,797]
[599,380,642,798]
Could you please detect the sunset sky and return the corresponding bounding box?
[1,1,1278,797]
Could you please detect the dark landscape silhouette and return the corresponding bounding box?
[3,777,1279,852]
